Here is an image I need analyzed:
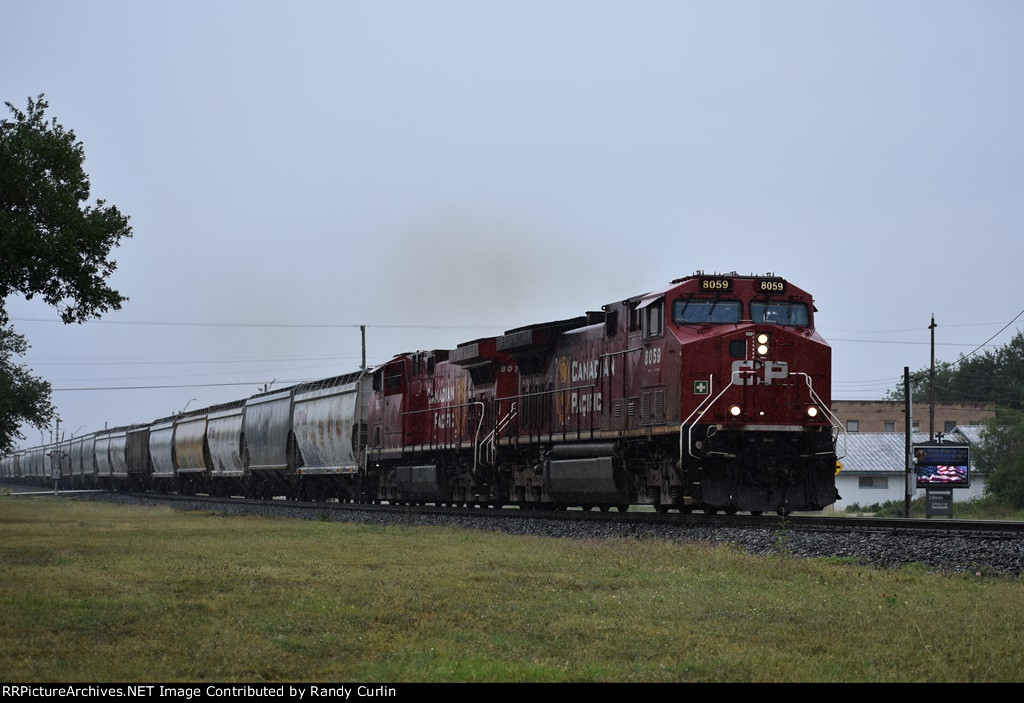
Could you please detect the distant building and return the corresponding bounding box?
[831,427,987,511]
[831,400,994,435]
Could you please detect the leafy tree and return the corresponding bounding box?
[1,94,131,321]
[0,94,132,451]
[0,327,54,452]
[976,408,1024,509]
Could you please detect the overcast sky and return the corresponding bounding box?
[2,1,1023,446]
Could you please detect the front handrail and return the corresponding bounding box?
[400,400,487,476]
[679,368,844,461]
[688,368,761,462]
[680,369,756,460]
[790,372,847,459]
[480,402,517,467]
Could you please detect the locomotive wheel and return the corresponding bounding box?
[654,505,670,514]
[617,504,628,512]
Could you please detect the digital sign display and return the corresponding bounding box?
[914,444,970,489]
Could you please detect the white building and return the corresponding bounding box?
[830,427,986,511]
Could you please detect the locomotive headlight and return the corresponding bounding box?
[729,404,742,417]
[806,406,819,418]
[756,332,770,356]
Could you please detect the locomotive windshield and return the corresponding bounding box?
[750,301,810,326]
[673,299,742,325]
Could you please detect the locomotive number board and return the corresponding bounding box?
[757,279,787,293]
[699,278,732,292]
[699,278,788,293]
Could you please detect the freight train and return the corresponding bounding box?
[1,273,844,514]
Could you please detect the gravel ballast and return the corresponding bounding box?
[64,491,1024,579]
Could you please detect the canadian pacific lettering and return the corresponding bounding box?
[430,385,456,403]
[434,410,456,429]
[570,357,615,382]
[570,391,601,415]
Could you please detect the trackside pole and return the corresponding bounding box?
[904,366,913,518]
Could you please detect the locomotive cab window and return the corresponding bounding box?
[640,299,664,340]
[750,301,810,327]
[673,299,742,325]
[385,372,403,393]
[605,309,618,338]
[380,361,405,394]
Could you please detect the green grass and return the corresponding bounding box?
[841,494,1024,520]
[2,495,1024,682]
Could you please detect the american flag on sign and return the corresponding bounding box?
[918,465,967,483]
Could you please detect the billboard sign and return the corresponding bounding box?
[913,443,970,489]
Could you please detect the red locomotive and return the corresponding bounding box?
[366,272,842,514]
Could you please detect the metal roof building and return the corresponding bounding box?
[832,427,986,511]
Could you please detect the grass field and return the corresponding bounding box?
[841,494,1024,520]
[2,493,1023,682]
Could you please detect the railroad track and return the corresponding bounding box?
[10,484,1024,575]
[28,486,1021,540]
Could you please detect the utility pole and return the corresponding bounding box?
[929,314,937,442]
[53,417,61,494]
[361,325,366,370]
[905,366,913,519]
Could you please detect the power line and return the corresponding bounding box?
[11,317,494,330]
[908,307,1024,384]
[821,321,1008,333]
[51,379,314,392]
[45,355,398,385]
[30,353,366,367]
[830,338,1000,348]
[831,311,1024,391]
